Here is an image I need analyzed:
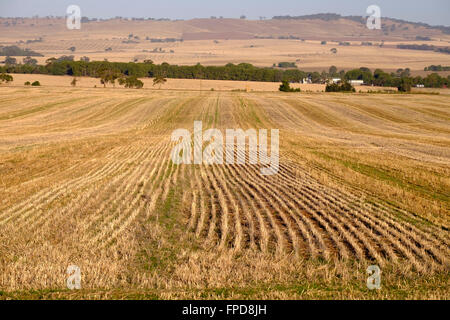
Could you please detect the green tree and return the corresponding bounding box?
[4,56,17,65]
[345,68,373,84]
[23,56,38,65]
[0,73,13,84]
[397,78,412,92]
[278,62,296,68]
[118,75,144,88]
[153,75,167,89]
[99,68,120,87]
[329,65,338,76]
[423,73,445,88]
[279,80,300,92]
[325,81,355,92]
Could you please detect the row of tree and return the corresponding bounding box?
[0,45,43,56]
[1,60,449,88]
[424,65,450,71]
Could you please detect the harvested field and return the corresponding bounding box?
[1,74,399,92]
[0,86,449,299]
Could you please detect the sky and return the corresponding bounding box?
[0,0,449,26]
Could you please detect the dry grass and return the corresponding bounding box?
[0,85,448,299]
[3,73,399,93]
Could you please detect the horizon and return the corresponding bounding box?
[0,0,449,26]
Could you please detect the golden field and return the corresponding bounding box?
[1,74,400,92]
[0,85,448,299]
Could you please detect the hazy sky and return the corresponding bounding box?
[1,0,449,26]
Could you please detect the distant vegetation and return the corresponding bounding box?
[4,56,17,65]
[274,13,349,22]
[23,56,37,65]
[397,78,412,92]
[397,44,450,54]
[0,73,13,84]
[119,75,144,88]
[0,45,43,56]
[146,37,183,43]
[277,62,297,68]
[415,36,432,41]
[279,80,301,92]
[325,81,355,92]
[424,65,450,71]
[153,75,167,89]
[254,35,302,40]
[17,37,43,44]
[1,60,449,89]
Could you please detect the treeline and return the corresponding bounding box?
[0,61,309,83]
[0,45,43,56]
[273,13,361,23]
[146,37,183,43]
[341,67,449,88]
[397,44,450,54]
[1,60,450,88]
[424,65,450,71]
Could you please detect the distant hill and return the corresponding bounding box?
[0,14,449,42]
[272,13,450,35]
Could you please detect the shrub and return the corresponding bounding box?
[279,80,301,92]
[397,78,412,92]
[4,56,17,65]
[0,73,13,84]
[23,56,38,65]
[118,75,144,88]
[31,81,41,86]
[24,81,31,85]
[277,62,297,68]
[325,81,355,92]
[0,45,43,56]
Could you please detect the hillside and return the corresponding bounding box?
[1,15,450,42]
[1,15,449,72]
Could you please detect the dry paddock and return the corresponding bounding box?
[0,85,448,299]
[3,73,400,92]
